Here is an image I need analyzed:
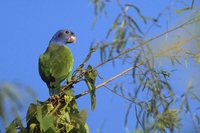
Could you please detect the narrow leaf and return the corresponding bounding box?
[85,65,98,110]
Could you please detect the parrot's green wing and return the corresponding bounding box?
[39,44,74,95]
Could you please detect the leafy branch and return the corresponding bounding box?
[62,15,200,100]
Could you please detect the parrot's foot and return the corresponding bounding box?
[68,83,74,89]
[49,95,60,106]
[63,82,74,89]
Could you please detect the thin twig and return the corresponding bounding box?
[103,85,142,104]
[75,62,143,99]
[94,17,200,70]
[146,17,198,43]
[135,104,144,130]
[96,66,134,89]
[115,0,125,14]
[63,15,200,98]
[78,47,96,69]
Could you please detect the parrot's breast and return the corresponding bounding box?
[39,44,74,89]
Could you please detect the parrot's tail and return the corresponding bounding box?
[47,82,61,96]
[49,88,60,96]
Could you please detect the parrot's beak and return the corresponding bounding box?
[68,35,76,43]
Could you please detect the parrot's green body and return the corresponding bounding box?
[39,30,76,95]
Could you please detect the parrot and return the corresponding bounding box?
[38,29,76,96]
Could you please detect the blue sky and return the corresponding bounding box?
[0,0,199,133]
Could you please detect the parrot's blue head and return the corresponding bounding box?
[49,29,76,46]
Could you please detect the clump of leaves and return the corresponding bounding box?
[154,109,180,132]
[6,91,89,133]
[84,65,98,111]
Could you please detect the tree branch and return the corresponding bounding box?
[103,85,143,104]
[75,62,143,99]
[62,15,200,98]
[94,17,200,69]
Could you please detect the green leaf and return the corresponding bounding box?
[79,109,88,122]
[84,123,90,133]
[65,123,74,133]
[29,123,37,133]
[112,14,121,29]
[127,16,144,34]
[6,117,25,133]
[40,115,56,132]
[36,104,42,123]
[44,127,56,133]
[176,7,193,14]
[26,103,37,123]
[63,94,74,105]
[125,4,147,24]
[176,0,194,14]
[100,44,108,62]
[6,119,17,133]
[85,65,98,110]
[34,104,56,132]
[132,54,140,83]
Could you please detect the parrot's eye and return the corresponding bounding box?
[65,31,69,34]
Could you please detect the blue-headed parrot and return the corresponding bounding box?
[39,29,76,96]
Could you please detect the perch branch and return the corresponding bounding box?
[75,62,143,99]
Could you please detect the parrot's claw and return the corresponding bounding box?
[50,95,60,106]
[69,84,74,89]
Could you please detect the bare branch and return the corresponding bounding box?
[78,47,97,69]
[103,85,142,104]
[75,62,143,99]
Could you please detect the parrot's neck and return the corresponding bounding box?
[49,35,69,46]
[49,40,66,46]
